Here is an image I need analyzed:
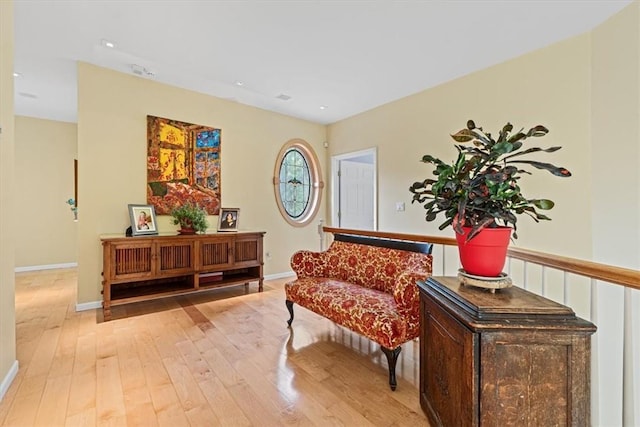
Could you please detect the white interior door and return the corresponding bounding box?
[332,148,376,230]
[339,160,374,230]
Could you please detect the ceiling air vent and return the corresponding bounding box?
[276,93,291,101]
[131,64,155,77]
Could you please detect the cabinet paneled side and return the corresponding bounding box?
[421,297,478,427]
[480,332,592,426]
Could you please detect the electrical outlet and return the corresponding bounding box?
[265,251,271,259]
[395,202,405,212]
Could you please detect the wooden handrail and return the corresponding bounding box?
[323,227,640,291]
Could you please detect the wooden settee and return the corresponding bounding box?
[284,233,433,390]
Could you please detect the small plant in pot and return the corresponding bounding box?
[171,202,208,235]
[409,120,571,278]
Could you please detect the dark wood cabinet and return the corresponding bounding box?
[418,276,596,427]
[101,231,264,320]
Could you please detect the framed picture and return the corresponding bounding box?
[128,204,158,236]
[218,208,239,231]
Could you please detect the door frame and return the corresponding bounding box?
[330,147,377,230]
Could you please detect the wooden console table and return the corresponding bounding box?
[418,276,596,427]
[101,231,264,321]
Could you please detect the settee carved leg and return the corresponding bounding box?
[286,300,294,327]
[381,346,401,391]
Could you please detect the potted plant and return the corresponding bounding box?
[409,120,571,277]
[170,202,208,234]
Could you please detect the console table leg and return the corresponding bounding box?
[259,279,264,292]
[381,346,401,391]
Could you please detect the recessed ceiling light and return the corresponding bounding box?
[18,92,38,99]
[234,81,244,87]
[13,72,22,77]
[320,105,328,110]
[101,39,116,48]
[276,94,291,101]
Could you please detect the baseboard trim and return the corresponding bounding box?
[75,301,101,312]
[0,360,19,402]
[265,271,295,280]
[15,262,77,273]
[74,271,294,312]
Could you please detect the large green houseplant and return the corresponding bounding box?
[409,120,571,276]
[171,202,208,234]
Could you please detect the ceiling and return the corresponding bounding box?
[13,0,633,125]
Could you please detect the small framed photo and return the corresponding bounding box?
[128,204,158,236]
[218,208,240,231]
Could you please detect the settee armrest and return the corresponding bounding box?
[290,250,329,278]
[393,270,431,314]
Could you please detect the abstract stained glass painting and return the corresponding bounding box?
[146,115,221,215]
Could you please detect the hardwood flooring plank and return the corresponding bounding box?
[197,377,249,426]
[73,333,96,375]
[96,355,126,426]
[24,326,61,379]
[34,374,72,426]
[150,383,190,427]
[2,391,40,426]
[66,371,96,419]
[184,403,219,426]
[174,340,215,383]
[65,408,96,427]
[161,355,208,412]
[123,386,159,427]
[226,380,293,427]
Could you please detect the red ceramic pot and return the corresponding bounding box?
[455,226,511,277]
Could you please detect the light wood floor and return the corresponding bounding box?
[0,268,429,426]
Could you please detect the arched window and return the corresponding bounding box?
[273,139,323,226]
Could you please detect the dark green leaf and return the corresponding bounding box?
[509,160,572,177]
[492,141,514,155]
[508,132,526,143]
[421,154,443,164]
[467,120,476,130]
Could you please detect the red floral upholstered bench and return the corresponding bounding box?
[285,233,433,390]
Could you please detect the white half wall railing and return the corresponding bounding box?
[323,227,640,427]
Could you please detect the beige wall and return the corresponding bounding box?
[15,117,77,268]
[590,3,640,425]
[0,0,17,398]
[328,34,593,261]
[77,63,327,304]
[592,3,640,269]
